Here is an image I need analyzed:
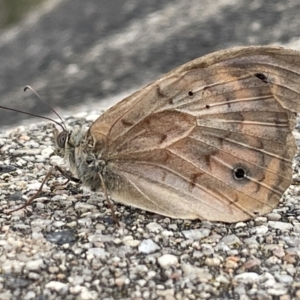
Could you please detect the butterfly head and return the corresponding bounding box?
[53,126,103,189]
[53,126,81,176]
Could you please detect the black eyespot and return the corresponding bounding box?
[86,159,93,165]
[233,166,247,181]
[254,73,268,83]
[188,91,194,96]
[205,104,210,109]
[57,131,68,148]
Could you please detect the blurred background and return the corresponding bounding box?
[0,0,300,127]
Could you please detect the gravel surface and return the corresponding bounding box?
[1,1,300,299]
[1,109,300,300]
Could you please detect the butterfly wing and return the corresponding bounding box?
[90,46,300,222]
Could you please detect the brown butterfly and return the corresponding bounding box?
[10,45,300,223]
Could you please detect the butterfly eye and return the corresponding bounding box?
[57,131,68,148]
[233,166,247,181]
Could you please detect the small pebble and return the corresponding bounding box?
[146,222,163,233]
[205,257,221,266]
[45,281,68,294]
[268,221,293,231]
[221,234,242,246]
[25,259,45,271]
[233,272,259,284]
[267,213,281,221]
[158,254,178,268]
[87,248,110,260]
[251,225,268,235]
[181,228,210,240]
[267,287,288,296]
[138,239,160,254]
[181,264,212,282]
[274,274,293,284]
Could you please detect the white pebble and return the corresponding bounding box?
[138,239,160,254]
[27,182,42,191]
[158,254,178,268]
[157,289,175,297]
[221,234,242,246]
[254,217,267,222]
[146,222,163,233]
[52,221,66,228]
[2,260,25,273]
[0,291,12,300]
[252,225,268,235]
[45,281,68,294]
[215,274,230,284]
[205,257,221,266]
[182,228,210,240]
[25,259,45,271]
[233,272,259,284]
[41,147,54,158]
[274,274,293,284]
[267,287,288,296]
[268,221,293,231]
[123,237,140,247]
[24,291,36,300]
[235,222,247,228]
[161,230,174,237]
[87,248,110,260]
[50,155,64,166]
[181,264,212,281]
[258,272,275,286]
[267,213,281,221]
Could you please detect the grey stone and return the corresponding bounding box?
[274,273,293,284]
[182,228,210,240]
[146,222,163,233]
[138,239,160,254]
[221,234,242,246]
[45,281,69,294]
[268,221,293,231]
[234,272,259,284]
[25,259,45,271]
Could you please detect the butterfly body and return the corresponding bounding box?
[56,46,300,223]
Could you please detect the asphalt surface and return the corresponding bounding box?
[0,0,300,126]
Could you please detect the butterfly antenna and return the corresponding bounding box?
[0,105,65,131]
[24,85,66,129]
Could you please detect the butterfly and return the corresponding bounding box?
[10,46,300,223]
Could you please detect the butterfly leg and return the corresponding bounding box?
[55,165,81,184]
[98,173,120,227]
[6,167,55,214]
